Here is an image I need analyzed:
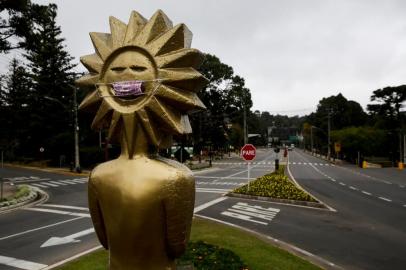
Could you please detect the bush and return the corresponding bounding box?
[233,166,316,202]
[178,241,248,270]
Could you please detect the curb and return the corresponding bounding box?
[0,186,48,214]
[195,214,342,270]
[226,192,326,209]
[4,164,90,177]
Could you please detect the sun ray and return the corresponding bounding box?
[79,90,102,111]
[181,115,192,134]
[159,68,208,92]
[91,100,113,130]
[124,11,147,45]
[134,10,173,46]
[80,54,103,73]
[155,84,206,112]
[136,109,160,146]
[147,24,192,56]
[90,32,113,60]
[156,48,204,69]
[147,97,186,134]
[76,74,100,87]
[107,111,122,142]
[109,16,127,49]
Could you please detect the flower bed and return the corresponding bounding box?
[178,240,247,270]
[233,166,317,202]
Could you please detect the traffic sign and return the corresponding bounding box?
[241,144,256,161]
[334,142,341,153]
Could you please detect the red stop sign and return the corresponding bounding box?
[241,144,256,161]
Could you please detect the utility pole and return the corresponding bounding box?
[73,86,81,173]
[310,126,314,154]
[327,111,331,161]
[243,105,247,144]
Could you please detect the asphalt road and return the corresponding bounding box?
[0,148,405,270]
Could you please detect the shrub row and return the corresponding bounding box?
[233,166,316,202]
[178,240,248,270]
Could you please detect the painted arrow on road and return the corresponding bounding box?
[41,228,95,248]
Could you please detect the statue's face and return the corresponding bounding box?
[98,48,158,113]
[103,49,156,83]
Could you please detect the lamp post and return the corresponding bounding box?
[44,85,81,173]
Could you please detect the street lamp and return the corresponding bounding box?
[44,85,81,173]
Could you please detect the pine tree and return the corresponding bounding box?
[1,58,32,158]
[23,3,77,160]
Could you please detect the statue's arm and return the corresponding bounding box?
[163,175,195,258]
[88,177,109,249]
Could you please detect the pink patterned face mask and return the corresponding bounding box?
[112,81,144,97]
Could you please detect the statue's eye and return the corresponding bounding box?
[111,67,126,72]
[130,65,147,72]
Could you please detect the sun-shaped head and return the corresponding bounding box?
[76,10,207,158]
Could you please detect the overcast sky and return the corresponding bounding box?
[4,0,406,115]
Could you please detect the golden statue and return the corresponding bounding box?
[76,10,207,269]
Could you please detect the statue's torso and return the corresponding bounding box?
[89,156,195,270]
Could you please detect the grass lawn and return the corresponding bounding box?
[55,218,321,270]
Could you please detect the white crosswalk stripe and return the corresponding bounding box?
[288,161,331,166]
[28,178,88,189]
[221,202,280,225]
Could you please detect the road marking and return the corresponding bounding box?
[30,183,48,188]
[339,182,346,186]
[50,181,67,185]
[24,207,90,217]
[42,204,89,211]
[59,180,79,185]
[41,228,95,248]
[194,197,227,213]
[362,191,372,196]
[42,245,102,270]
[221,202,280,225]
[39,182,59,187]
[196,188,230,194]
[349,186,358,190]
[0,217,83,241]
[196,176,256,180]
[403,205,406,207]
[221,211,268,225]
[0,255,47,270]
[378,197,392,202]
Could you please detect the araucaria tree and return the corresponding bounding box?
[1,3,77,162]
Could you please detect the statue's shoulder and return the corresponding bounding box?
[89,159,119,183]
[154,156,192,176]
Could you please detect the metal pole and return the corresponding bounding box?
[327,113,331,161]
[310,126,313,154]
[247,161,250,192]
[404,134,406,164]
[243,105,247,145]
[73,86,81,173]
[400,132,402,164]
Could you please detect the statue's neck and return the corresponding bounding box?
[119,131,151,159]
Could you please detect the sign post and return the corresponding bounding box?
[241,144,256,191]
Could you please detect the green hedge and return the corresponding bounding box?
[233,166,316,202]
[178,241,247,270]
